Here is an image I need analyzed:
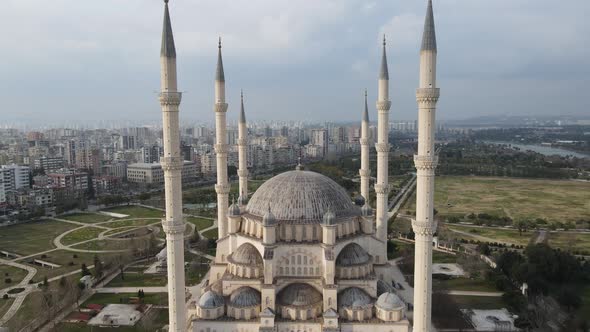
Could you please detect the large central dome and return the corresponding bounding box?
[246,170,357,223]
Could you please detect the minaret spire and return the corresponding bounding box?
[421,0,437,52]
[237,89,249,205]
[413,0,440,331]
[379,35,389,80]
[158,0,186,330]
[375,35,391,247]
[359,89,371,203]
[214,38,230,242]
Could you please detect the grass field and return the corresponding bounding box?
[103,206,164,219]
[447,224,533,246]
[60,213,112,224]
[0,265,28,290]
[202,228,218,240]
[546,232,590,253]
[105,219,160,229]
[0,220,77,255]
[57,308,169,332]
[82,292,168,306]
[0,297,14,318]
[5,291,43,330]
[402,176,590,223]
[450,295,507,310]
[26,250,100,280]
[432,251,458,264]
[60,227,106,246]
[186,217,213,231]
[434,278,498,292]
[106,271,168,287]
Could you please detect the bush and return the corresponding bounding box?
[4,278,11,284]
[2,294,8,300]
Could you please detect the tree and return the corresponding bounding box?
[43,276,49,288]
[94,255,103,279]
[81,263,91,277]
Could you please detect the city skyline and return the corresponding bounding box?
[1,0,589,126]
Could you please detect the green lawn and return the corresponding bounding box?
[546,232,590,253]
[5,291,43,331]
[60,227,106,246]
[105,219,160,229]
[435,278,498,292]
[106,272,168,287]
[60,213,112,224]
[447,224,533,246]
[402,176,590,224]
[432,251,458,264]
[201,228,218,240]
[577,285,590,322]
[103,206,164,219]
[186,217,214,231]
[71,239,130,252]
[0,220,77,255]
[82,292,168,306]
[0,265,28,290]
[57,308,169,332]
[26,250,108,281]
[450,295,507,310]
[0,297,14,318]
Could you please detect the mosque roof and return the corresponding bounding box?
[338,287,373,309]
[198,290,225,309]
[278,284,322,307]
[336,243,371,266]
[375,292,405,311]
[230,243,263,266]
[229,287,261,307]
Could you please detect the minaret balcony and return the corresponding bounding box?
[416,88,440,101]
[159,91,182,105]
[413,155,438,170]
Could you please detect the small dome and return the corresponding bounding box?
[375,292,404,311]
[262,206,277,226]
[229,202,241,216]
[278,283,322,307]
[361,203,372,217]
[322,210,336,225]
[229,287,261,307]
[231,243,263,266]
[354,194,366,207]
[338,287,373,309]
[336,243,370,266]
[198,290,225,308]
[377,280,395,296]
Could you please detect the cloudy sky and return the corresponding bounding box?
[0,0,588,127]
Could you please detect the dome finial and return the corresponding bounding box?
[218,36,222,49]
[295,157,303,171]
[383,34,386,46]
[164,0,169,3]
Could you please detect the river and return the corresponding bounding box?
[484,141,590,158]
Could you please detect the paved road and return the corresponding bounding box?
[441,290,503,297]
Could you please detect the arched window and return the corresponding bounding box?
[303,256,307,264]
[312,226,317,240]
[297,255,301,264]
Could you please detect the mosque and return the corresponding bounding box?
[156,1,439,331]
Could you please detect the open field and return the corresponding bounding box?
[0,220,77,255]
[546,232,590,253]
[103,206,164,219]
[186,217,213,231]
[105,218,160,229]
[0,297,14,318]
[106,271,168,287]
[57,308,169,332]
[202,228,219,240]
[450,295,507,310]
[82,292,168,306]
[447,224,534,246]
[402,176,590,223]
[0,265,28,290]
[432,251,458,264]
[5,291,43,330]
[60,227,106,246]
[26,250,101,280]
[60,213,112,224]
[434,277,498,292]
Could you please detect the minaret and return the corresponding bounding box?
[359,89,370,204]
[375,36,391,246]
[237,90,248,205]
[412,1,439,331]
[214,38,230,240]
[158,1,186,330]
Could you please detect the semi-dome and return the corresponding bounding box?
[336,243,371,266]
[230,243,263,266]
[198,290,225,308]
[246,170,357,223]
[375,292,404,311]
[229,287,261,307]
[278,283,322,307]
[338,287,373,309]
[377,280,395,296]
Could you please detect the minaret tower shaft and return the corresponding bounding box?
[237,90,248,204]
[158,1,186,330]
[359,89,370,203]
[215,38,230,240]
[375,37,391,245]
[412,1,440,331]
